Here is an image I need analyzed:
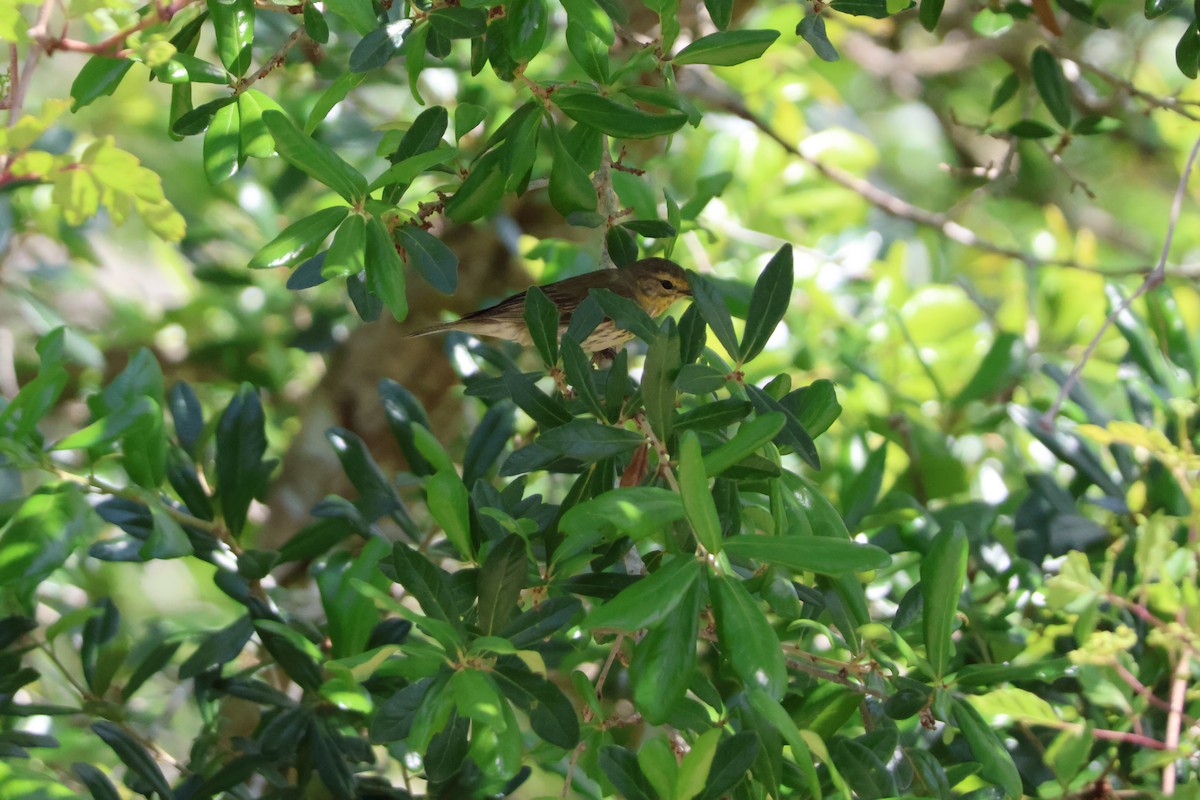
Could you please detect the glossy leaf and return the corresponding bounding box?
[797,14,839,62]
[679,432,723,553]
[704,0,732,29]
[427,469,473,559]
[477,535,527,635]
[364,215,407,321]
[350,19,412,72]
[746,385,820,469]
[261,110,368,202]
[430,7,488,38]
[92,721,172,799]
[1031,47,1072,128]
[215,383,272,538]
[537,418,644,461]
[630,579,700,724]
[582,557,702,632]
[780,379,841,439]
[702,413,785,477]
[506,0,549,61]
[712,574,785,699]
[153,52,227,84]
[207,0,255,77]
[304,2,329,42]
[673,30,780,67]
[642,320,681,441]
[566,22,610,83]
[503,370,573,428]
[249,206,348,269]
[322,213,367,279]
[70,57,133,112]
[554,91,689,139]
[549,125,598,216]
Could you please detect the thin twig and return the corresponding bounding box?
[238,26,307,91]
[1043,134,1200,423]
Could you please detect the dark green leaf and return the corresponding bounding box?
[1008,119,1057,139]
[566,22,610,83]
[704,0,732,28]
[391,542,461,627]
[249,206,349,269]
[506,0,549,61]
[430,6,488,38]
[643,319,681,441]
[629,579,700,724]
[73,763,121,800]
[365,215,407,321]
[952,697,1022,799]
[327,426,402,520]
[1146,0,1182,17]
[697,732,760,800]
[676,363,728,395]
[463,401,515,485]
[477,535,528,635]
[178,615,255,679]
[322,213,367,279]
[305,72,367,134]
[606,226,638,266]
[796,14,839,61]
[592,287,658,342]
[549,125,599,217]
[172,96,236,136]
[215,383,271,538]
[690,273,738,357]
[919,0,945,31]
[524,285,561,367]
[92,721,172,799]
[989,72,1019,112]
[779,379,841,439]
[582,557,701,632]
[600,746,655,800]
[537,418,644,461]
[740,244,793,363]
[350,19,412,72]
[621,219,676,238]
[680,431,723,552]
[724,534,890,575]
[1178,21,1200,78]
[831,739,898,799]
[207,0,255,77]
[262,110,367,202]
[554,90,688,139]
[830,0,889,16]
[712,574,785,699]
[746,384,820,469]
[304,2,329,42]
[1031,47,1072,128]
[445,149,505,222]
[499,596,581,647]
[493,660,580,748]
[676,399,750,431]
[153,52,228,84]
[395,225,457,294]
[921,525,967,679]
[70,57,133,112]
[673,29,780,66]
[503,370,573,427]
[561,338,606,418]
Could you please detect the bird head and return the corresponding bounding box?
[628,258,692,316]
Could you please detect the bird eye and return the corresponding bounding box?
[660,279,674,290]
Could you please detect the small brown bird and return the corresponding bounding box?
[406,258,692,352]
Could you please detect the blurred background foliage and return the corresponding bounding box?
[3,0,1200,796]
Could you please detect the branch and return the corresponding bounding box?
[31,0,199,58]
[1043,134,1200,423]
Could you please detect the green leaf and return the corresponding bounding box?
[746,385,820,470]
[690,273,739,357]
[739,244,793,363]
[921,525,967,679]
[350,19,412,72]
[1031,47,1072,128]
[236,90,281,160]
[600,746,655,800]
[178,615,255,679]
[712,574,785,699]
[203,102,239,184]
[1008,119,1057,139]
[621,219,677,238]
[1145,0,1181,18]
[704,0,732,29]
[261,110,367,202]
[324,0,378,35]
[679,432,723,553]
[477,535,527,634]
[702,413,784,477]
[918,0,944,31]
[427,469,473,559]
[215,383,272,539]
[506,0,549,61]
[582,557,701,632]
[70,57,133,111]
[51,396,155,451]
[390,542,462,627]
[561,338,605,418]
[249,206,348,269]
[304,2,329,42]
[566,22,610,83]
[989,72,1019,112]
[153,52,227,84]
[524,285,561,367]
[779,379,841,439]
[952,332,1024,407]
[1178,21,1200,79]
[305,72,366,134]
[829,0,889,16]
[629,579,700,724]
[951,697,1022,799]
[73,763,121,800]
[365,215,408,321]
[369,147,456,194]
[445,150,505,222]
[326,426,403,521]
[0,486,93,591]
[172,96,237,137]
[503,370,573,428]
[396,225,458,294]
[697,732,760,800]
[557,487,685,555]
[493,659,580,748]
[322,213,367,279]
[676,399,750,432]
[92,721,172,800]
[430,7,488,38]
[591,287,658,342]
[207,0,255,77]
[723,534,890,575]
[796,14,839,62]
[537,418,644,461]
[454,104,487,139]
[554,91,688,139]
[549,125,599,217]
[606,226,638,266]
[673,30,780,67]
[642,320,681,442]
[675,363,728,395]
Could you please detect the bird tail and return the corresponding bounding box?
[405,322,452,338]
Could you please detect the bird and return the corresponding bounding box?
[405,257,692,352]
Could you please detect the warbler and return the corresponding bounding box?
[406,258,692,352]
